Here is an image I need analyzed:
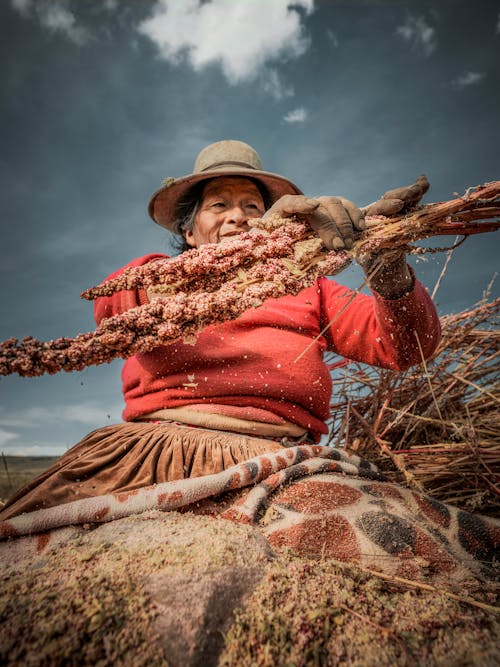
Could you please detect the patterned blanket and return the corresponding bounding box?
[1,445,499,584]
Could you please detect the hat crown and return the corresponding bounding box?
[149,139,302,231]
[194,140,262,174]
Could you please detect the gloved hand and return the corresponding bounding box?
[360,249,414,299]
[357,175,430,298]
[263,194,366,250]
[362,175,430,217]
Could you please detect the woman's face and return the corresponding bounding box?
[185,177,265,248]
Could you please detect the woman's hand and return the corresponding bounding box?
[359,250,414,299]
[263,175,429,251]
[262,194,366,250]
[359,175,430,298]
[264,176,429,299]
[362,175,429,216]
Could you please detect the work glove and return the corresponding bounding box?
[359,175,430,298]
[263,175,430,254]
[262,194,365,250]
[362,175,430,217]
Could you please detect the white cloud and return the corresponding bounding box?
[396,15,437,57]
[137,0,315,84]
[40,3,88,44]
[283,107,308,123]
[262,68,294,101]
[11,0,32,16]
[10,0,89,45]
[451,71,486,89]
[103,0,119,10]
[0,428,19,449]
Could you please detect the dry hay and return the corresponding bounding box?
[0,181,499,377]
[328,296,500,517]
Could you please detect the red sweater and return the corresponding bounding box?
[94,254,441,441]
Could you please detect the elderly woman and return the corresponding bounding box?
[0,140,440,520]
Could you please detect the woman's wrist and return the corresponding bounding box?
[361,252,414,299]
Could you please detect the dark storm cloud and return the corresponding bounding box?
[0,0,498,454]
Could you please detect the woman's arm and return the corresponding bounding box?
[319,274,441,372]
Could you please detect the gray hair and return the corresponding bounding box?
[170,184,203,254]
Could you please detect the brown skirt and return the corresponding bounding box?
[0,422,285,521]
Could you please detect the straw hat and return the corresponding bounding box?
[148,140,303,232]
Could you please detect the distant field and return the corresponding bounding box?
[0,455,58,505]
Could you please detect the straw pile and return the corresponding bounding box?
[328,295,500,517]
[0,181,499,378]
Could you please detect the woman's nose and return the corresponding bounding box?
[225,206,246,225]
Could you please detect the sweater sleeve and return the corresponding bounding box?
[319,269,441,371]
[93,253,168,325]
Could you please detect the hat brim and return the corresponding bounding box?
[148,166,303,232]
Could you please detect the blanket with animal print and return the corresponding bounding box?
[1,445,498,584]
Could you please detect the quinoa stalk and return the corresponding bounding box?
[1,182,499,378]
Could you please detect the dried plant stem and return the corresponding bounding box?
[431,237,459,300]
[0,252,346,377]
[447,371,500,405]
[338,603,390,637]
[349,404,421,489]
[414,330,444,422]
[359,568,500,615]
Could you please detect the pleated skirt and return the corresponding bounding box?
[0,421,285,520]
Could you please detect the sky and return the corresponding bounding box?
[0,0,498,456]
